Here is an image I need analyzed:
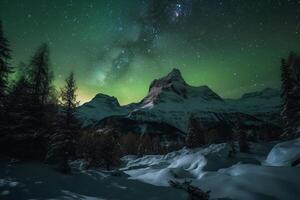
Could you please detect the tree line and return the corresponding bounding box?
[0,21,80,172]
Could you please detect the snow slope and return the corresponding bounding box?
[122,139,300,200]
[0,161,187,200]
[76,94,129,127]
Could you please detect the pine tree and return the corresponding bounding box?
[29,43,52,104]
[281,58,294,136]
[0,20,13,134]
[289,53,300,135]
[0,20,13,108]
[0,76,33,157]
[60,72,79,129]
[28,43,54,129]
[186,115,205,148]
[46,72,80,172]
[6,76,34,134]
[281,53,300,137]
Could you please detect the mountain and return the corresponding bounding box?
[77,69,281,134]
[225,88,281,125]
[76,93,129,127]
[140,68,223,108]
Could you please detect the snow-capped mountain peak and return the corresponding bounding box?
[76,93,129,126]
[77,69,281,132]
[142,68,223,106]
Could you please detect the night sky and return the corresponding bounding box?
[0,0,300,104]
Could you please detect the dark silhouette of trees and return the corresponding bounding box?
[78,131,120,170]
[28,43,56,130]
[0,43,57,160]
[0,21,12,107]
[46,72,80,173]
[237,129,249,153]
[138,134,153,155]
[120,132,139,155]
[186,115,205,148]
[60,72,79,129]
[281,52,300,138]
[0,20,13,134]
[281,58,294,136]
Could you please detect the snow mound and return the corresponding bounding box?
[195,164,300,200]
[123,144,230,186]
[265,137,300,166]
[122,140,300,199]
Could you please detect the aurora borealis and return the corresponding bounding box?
[0,0,300,104]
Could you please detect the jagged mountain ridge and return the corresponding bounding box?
[141,69,223,107]
[76,68,281,132]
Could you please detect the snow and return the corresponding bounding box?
[0,179,19,187]
[265,137,300,166]
[0,161,186,200]
[61,190,105,200]
[76,94,129,127]
[122,141,300,200]
[1,140,300,199]
[195,164,300,200]
[123,144,234,186]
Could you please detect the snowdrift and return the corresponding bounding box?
[122,141,300,200]
[265,137,300,166]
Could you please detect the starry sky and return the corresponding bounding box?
[0,0,300,104]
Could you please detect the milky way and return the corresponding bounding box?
[0,0,300,104]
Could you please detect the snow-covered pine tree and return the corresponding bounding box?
[186,114,205,148]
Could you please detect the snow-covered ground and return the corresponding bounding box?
[0,161,186,200]
[122,140,300,200]
[1,139,299,200]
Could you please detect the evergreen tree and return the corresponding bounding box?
[0,76,33,157]
[5,44,57,160]
[29,43,52,105]
[0,20,12,108]
[281,58,294,136]
[60,72,79,129]
[6,76,33,134]
[186,114,205,148]
[28,43,55,130]
[46,72,80,172]
[0,20,13,134]
[288,53,300,135]
[281,53,300,137]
